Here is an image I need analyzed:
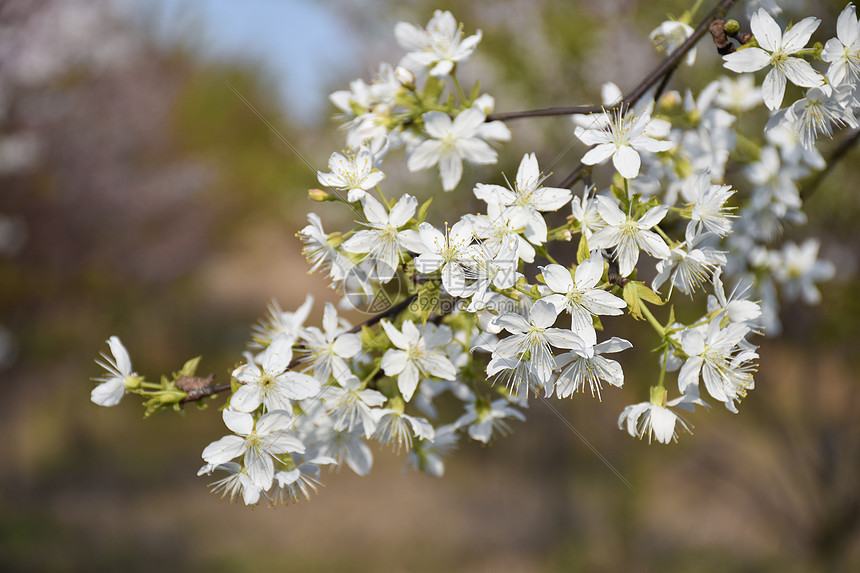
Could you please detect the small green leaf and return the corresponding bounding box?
[623,282,643,320]
[470,80,481,103]
[178,356,202,377]
[636,283,665,306]
[577,234,589,264]
[416,197,433,224]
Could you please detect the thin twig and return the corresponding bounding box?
[180,383,231,404]
[178,293,420,405]
[801,128,860,200]
[487,0,738,123]
[555,0,738,189]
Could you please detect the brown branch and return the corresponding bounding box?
[801,128,860,200]
[346,293,418,334]
[179,382,230,404]
[177,293,420,405]
[555,0,739,189]
[487,0,738,123]
[488,105,605,122]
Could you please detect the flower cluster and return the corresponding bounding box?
[90,4,848,506]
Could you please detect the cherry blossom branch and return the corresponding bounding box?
[345,293,418,334]
[177,293,421,405]
[554,0,739,189]
[486,0,738,123]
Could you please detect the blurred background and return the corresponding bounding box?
[1,0,859,571]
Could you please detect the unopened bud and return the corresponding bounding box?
[158,390,187,404]
[724,19,740,36]
[308,188,336,202]
[395,66,415,89]
[658,90,682,109]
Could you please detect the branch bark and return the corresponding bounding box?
[800,128,860,200]
[487,0,739,123]
[556,0,739,188]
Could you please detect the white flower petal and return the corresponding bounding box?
[722,47,771,73]
[612,145,641,179]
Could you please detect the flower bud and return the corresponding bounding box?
[724,19,740,36]
[158,390,187,404]
[124,375,142,390]
[395,66,415,89]
[308,188,336,202]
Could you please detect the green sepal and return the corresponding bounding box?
[415,280,441,325]
[650,385,668,407]
[421,75,446,107]
[469,80,481,104]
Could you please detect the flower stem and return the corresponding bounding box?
[639,303,665,337]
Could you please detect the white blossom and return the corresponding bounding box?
[300,303,362,383]
[539,255,626,343]
[380,320,457,401]
[575,107,672,179]
[231,334,320,413]
[407,108,508,191]
[487,300,586,397]
[455,398,526,443]
[473,153,571,244]
[395,10,482,77]
[91,336,136,407]
[822,3,860,85]
[555,337,632,399]
[589,196,671,277]
[771,239,836,304]
[723,9,824,110]
[201,409,305,491]
[317,145,385,203]
[342,194,420,282]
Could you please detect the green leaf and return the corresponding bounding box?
[636,283,665,306]
[577,233,589,264]
[623,281,643,320]
[416,197,433,224]
[178,356,202,377]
